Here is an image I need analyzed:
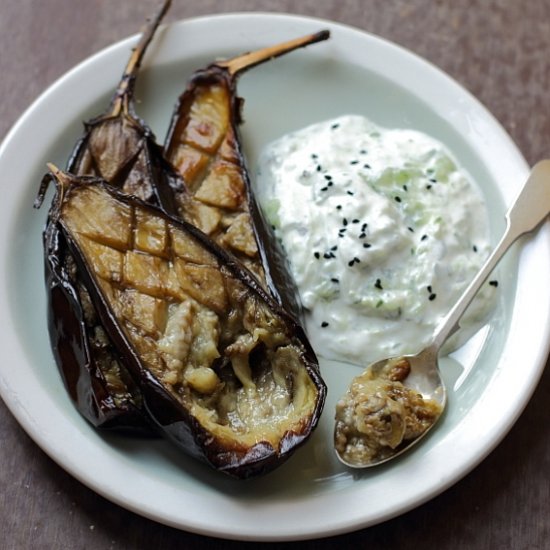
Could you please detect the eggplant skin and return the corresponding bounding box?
[50,170,326,478]
[43,221,155,432]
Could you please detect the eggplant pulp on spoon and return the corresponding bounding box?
[42,166,326,478]
[334,357,442,466]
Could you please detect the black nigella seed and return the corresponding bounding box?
[363,243,371,248]
[363,164,371,169]
[362,223,368,230]
[473,245,478,252]
[320,187,328,192]
[331,277,339,283]
[421,234,428,241]
[316,165,322,172]
[336,204,342,210]
[328,181,333,187]
[314,252,320,259]
[331,245,338,251]
[354,257,360,263]
[429,293,437,301]
[360,149,367,155]
[359,233,366,239]
[324,174,332,181]
[347,190,355,196]
[395,196,402,203]
[426,184,432,190]
[323,253,331,259]
[350,160,359,165]
[321,321,329,327]
[375,279,383,290]
[348,260,355,267]
[403,185,408,191]
[427,285,432,293]
[429,178,437,183]
[489,280,499,287]
[343,218,348,226]
[311,153,318,159]
[331,123,340,129]
[408,226,415,232]
[352,219,360,224]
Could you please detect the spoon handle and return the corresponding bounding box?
[430,160,550,352]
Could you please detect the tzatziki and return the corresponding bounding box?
[256,115,497,366]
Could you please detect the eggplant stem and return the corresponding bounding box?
[35,163,67,208]
[215,29,330,77]
[38,163,70,210]
[34,172,54,209]
[109,0,172,117]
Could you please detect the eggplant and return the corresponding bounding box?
[42,166,326,478]
[35,0,174,432]
[163,31,330,319]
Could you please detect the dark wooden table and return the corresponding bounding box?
[2,1,549,548]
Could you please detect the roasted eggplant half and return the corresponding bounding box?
[35,0,173,432]
[164,31,330,319]
[42,166,326,478]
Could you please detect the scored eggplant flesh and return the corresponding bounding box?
[35,0,173,432]
[46,167,326,478]
[164,31,330,318]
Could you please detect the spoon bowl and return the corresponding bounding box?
[334,346,446,468]
[334,159,550,468]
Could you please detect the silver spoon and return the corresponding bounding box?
[334,159,550,468]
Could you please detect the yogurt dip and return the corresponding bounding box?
[256,115,497,366]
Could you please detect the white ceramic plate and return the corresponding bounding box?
[1,13,549,542]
